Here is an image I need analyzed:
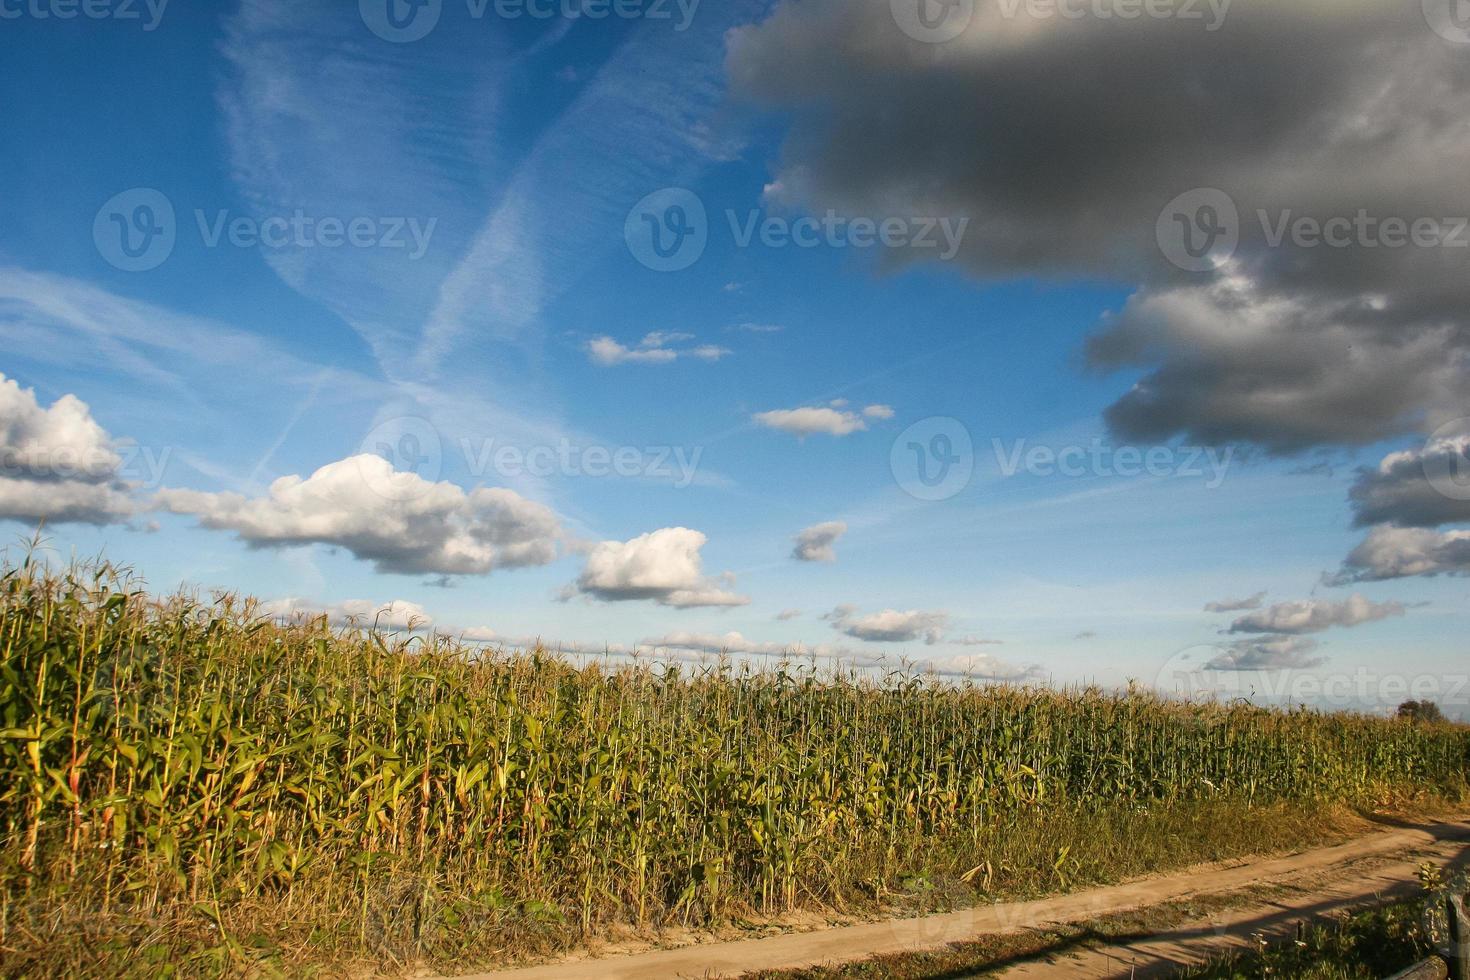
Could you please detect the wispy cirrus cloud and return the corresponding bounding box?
[218,0,502,375]
[950,635,1004,647]
[417,0,769,369]
[0,267,378,413]
[586,334,731,366]
[1205,591,1266,613]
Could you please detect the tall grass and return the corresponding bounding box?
[1,557,1466,975]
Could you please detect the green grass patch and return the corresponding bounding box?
[1181,899,1437,979]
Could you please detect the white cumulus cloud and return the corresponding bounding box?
[0,374,136,525]
[587,336,679,366]
[824,604,950,645]
[914,653,1042,682]
[570,527,750,608]
[157,454,562,577]
[754,405,892,438]
[1228,595,1406,635]
[259,597,432,631]
[640,630,788,657]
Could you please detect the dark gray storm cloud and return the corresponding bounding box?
[1204,636,1325,672]
[1330,526,1470,583]
[1348,433,1470,528]
[728,0,1470,451]
[1331,428,1470,583]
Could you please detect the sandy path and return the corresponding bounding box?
[992,838,1470,978]
[444,818,1470,980]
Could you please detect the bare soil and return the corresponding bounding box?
[439,816,1470,980]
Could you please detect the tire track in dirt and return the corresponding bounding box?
[445,818,1470,980]
[988,839,1470,978]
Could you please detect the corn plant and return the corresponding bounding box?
[1,557,1465,976]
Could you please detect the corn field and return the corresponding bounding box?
[1,558,1466,975]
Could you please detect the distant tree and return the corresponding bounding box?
[1397,700,1446,724]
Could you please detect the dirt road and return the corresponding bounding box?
[989,836,1468,978]
[446,817,1470,980]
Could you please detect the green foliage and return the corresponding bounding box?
[1400,700,1448,725]
[0,558,1466,976]
[1181,901,1436,979]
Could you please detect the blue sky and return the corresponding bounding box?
[3,0,1468,717]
